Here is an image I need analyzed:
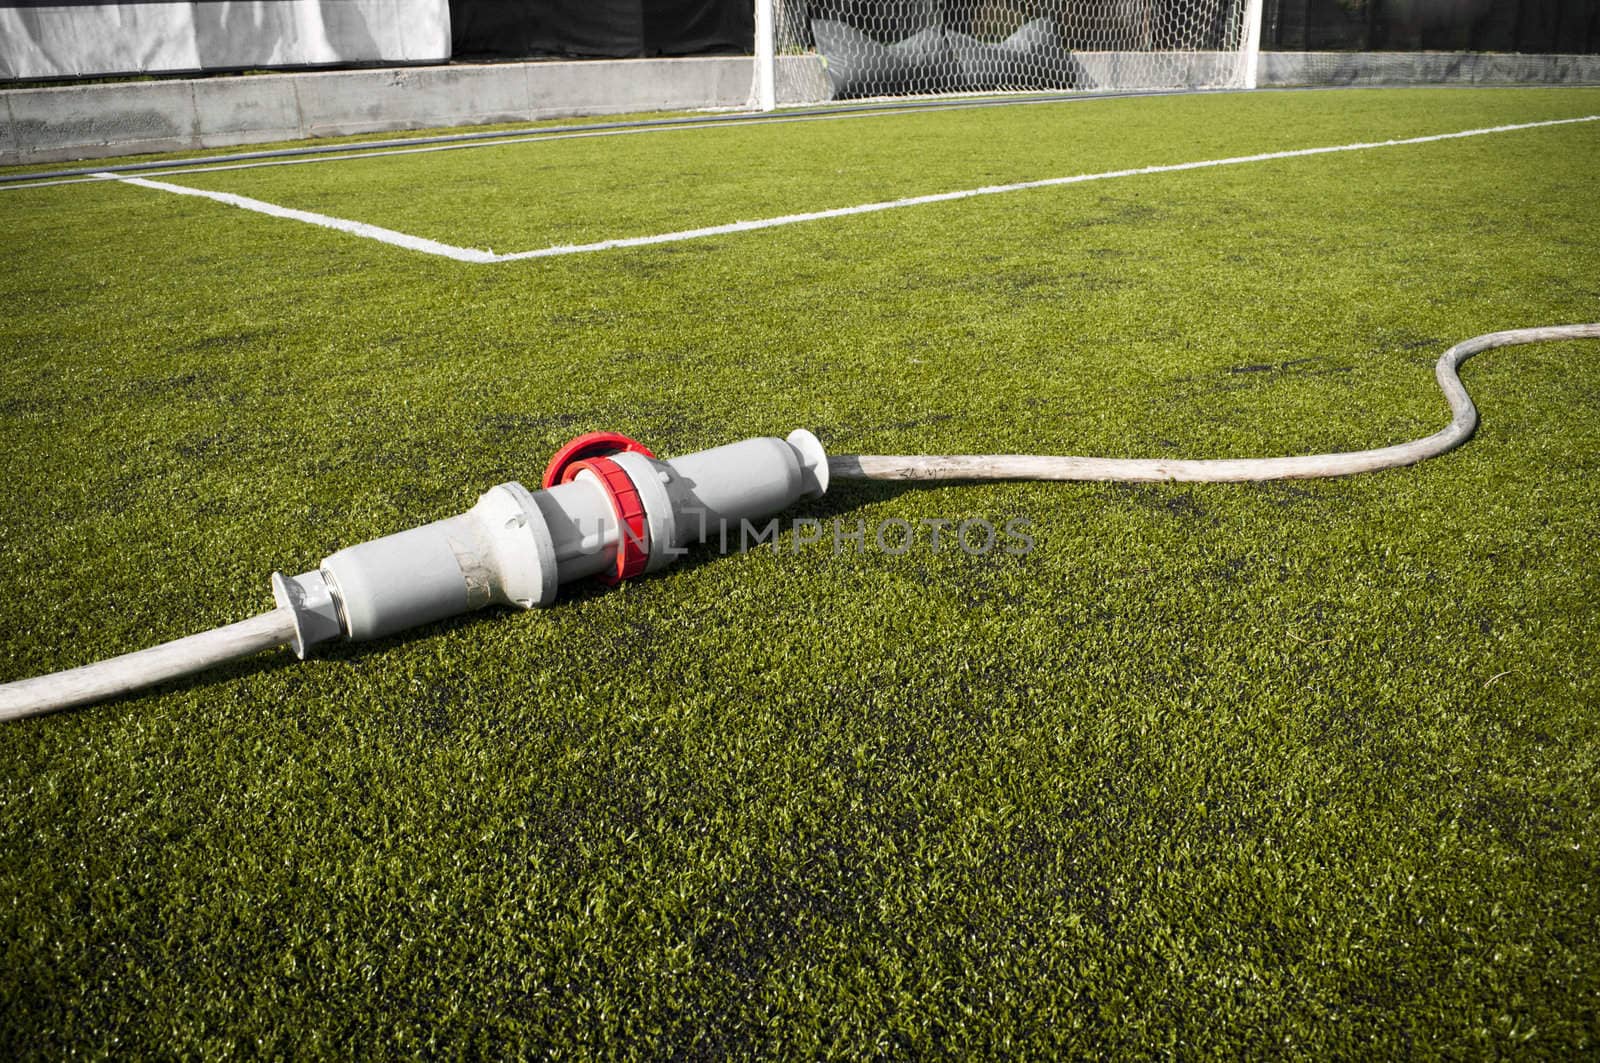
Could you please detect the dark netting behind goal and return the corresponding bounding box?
[764,0,1257,105]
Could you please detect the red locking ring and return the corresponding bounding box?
[560,456,650,584]
[542,431,655,490]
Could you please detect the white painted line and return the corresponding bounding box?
[498,114,1600,260]
[102,173,499,263]
[3,100,1049,192]
[104,113,1599,264]
[8,94,1591,194]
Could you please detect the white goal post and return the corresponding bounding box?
[752,0,1266,109]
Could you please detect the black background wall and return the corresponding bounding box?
[451,0,754,59]
[1264,0,1599,52]
[450,0,1600,60]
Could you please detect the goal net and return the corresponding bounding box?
[752,0,1263,108]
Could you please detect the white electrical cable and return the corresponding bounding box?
[0,609,296,723]
[1,324,1595,724]
[831,324,1600,482]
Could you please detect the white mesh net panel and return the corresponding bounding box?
[761,0,1254,106]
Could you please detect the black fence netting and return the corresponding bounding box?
[1265,0,1600,53]
[450,0,753,59]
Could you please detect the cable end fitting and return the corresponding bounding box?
[271,570,344,659]
[786,428,830,497]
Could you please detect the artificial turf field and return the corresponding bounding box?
[2,85,1599,1056]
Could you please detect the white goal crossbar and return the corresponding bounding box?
[751,0,1267,109]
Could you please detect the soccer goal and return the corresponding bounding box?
[752,0,1265,109]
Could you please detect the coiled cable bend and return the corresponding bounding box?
[831,323,1600,482]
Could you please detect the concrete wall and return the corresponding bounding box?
[1260,51,1600,87]
[1,57,753,165]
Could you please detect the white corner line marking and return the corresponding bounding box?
[102,173,499,263]
[103,114,1599,264]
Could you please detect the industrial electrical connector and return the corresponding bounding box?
[275,429,827,653]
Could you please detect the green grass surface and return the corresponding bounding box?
[0,106,715,177]
[3,87,1599,1056]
